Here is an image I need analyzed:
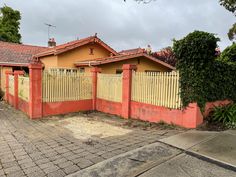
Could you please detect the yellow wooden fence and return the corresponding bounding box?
[97,73,122,102]
[9,75,14,96]
[18,76,29,101]
[132,71,182,109]
[42,70,92,102]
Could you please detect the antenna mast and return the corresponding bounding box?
[44,23,56,40]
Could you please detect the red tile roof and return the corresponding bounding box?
[0,41,47,66]
[119,47,145,54]
[75,52,175,70]
[35,35,119,58]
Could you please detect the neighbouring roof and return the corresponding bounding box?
[75,52,175,70]
[0,41,47,66]
[35,35,119,58]
[119,47,145,54]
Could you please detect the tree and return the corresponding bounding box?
[219,0,236,14]
[152,47,177,66]
[219,0,236,41]
[0,5,21,43]
[220,43,236,63]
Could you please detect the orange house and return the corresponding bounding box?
[0,35,174,92]
[35,35,174,73]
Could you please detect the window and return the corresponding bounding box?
[89,48,94,55]
[145,70,160,74]
[79,68,85,73]
[116,69,123,74]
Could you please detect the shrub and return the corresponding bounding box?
[173,30,236,110]
[211,103,236,129]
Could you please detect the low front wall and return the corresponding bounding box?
[18,98,29,116]
[96,98,122,117]
[130,101,203,128]
[204,100,231,117]
[8,94,14,106]
[43,99,93,117]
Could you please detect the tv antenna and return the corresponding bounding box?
[45,23,56,40]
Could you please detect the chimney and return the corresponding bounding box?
[146,44,152,55]
[48,38,56,47]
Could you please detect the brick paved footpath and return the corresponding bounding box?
[0,102,183,177]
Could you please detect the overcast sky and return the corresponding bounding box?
[0,0,235,51]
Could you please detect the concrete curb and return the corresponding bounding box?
[66,142,182,177]
[157,140,236,173]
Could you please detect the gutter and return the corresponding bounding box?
[0,62,29,67]
[75,61,100,67]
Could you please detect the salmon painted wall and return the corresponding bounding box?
[57,44,111,68]
[0,66,13,91]
[84,57,172,74]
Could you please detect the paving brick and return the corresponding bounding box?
[58,161,73,169]
[76,158,94,169]
[4,167,22,175]
[47,169,66,177]
[63,165,80,175]
[90,156,105,164]
[1,161,18,169]
[25,170,45,177]
[0,102,182,177]
[38,162,55,169]
[17,158,33,165]
[23,166,42,175]
[35,158,50,165]
[20,161,36,169]
[52,158,67,165]
[42,165,59,174]
[0,169,5,176]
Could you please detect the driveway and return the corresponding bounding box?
[0,102,183,177]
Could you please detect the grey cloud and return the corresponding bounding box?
[0,0,235,51]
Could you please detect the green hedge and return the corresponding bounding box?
[173,31,236,110]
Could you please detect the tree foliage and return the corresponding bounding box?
[0,5,21,43]
[220,43,236,63]
[219,0,236,14]
[173,30,236,110]
[219,0,236,41]
[152,47,177,66]
[228,23,236,40]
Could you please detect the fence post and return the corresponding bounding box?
[5,71,13,103]
[91,67,101,110]
[29,63,43,119]
[122,64,137,119]
[13,71,25,109]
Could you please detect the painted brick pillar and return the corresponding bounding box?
[29,63,43,119]
[122,64,137,119]
[91,67,101,110]
[5,71,13,103]
[13,71,25,109]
